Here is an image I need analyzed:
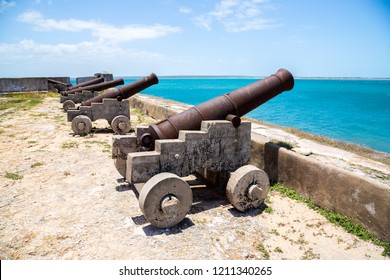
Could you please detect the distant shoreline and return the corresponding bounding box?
[112,75,390,80]
[295,77,390,80]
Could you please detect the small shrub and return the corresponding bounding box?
[31,162,44,168]
[256,243,270,260]
[274,247,283,253]
[4,172,23,180]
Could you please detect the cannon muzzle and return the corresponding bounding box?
[141,68,294,148]
[63,78,125,96]
[67,75,105,91]
[80,73,159,107]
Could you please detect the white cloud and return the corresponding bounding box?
[17,11,182,43]
[195,15,213,31]
[210,0,238,19]
[0,0,15,13]
[18,11,100,31]
[93,24,182,43]
[0,11,182,76]
[195,0,280,32]
[0,37,168,61]
[179,6,192,14]
[0,38,169,76]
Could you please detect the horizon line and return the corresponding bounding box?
[111,75,390,80]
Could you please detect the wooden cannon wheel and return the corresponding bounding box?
[63,100,76,112]
[113,158,127,178]
[111,115,131,135]
[226,165,270,212]
[139,173,193,228]
[71,115,92,135]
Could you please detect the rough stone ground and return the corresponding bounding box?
[0,97,388,260]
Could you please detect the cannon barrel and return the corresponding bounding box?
[63,78,125,96]
[67,75,104,90]
[47,78,71,87]
[141,68,294,148]
[81,73,159,107]
[48,78,72,92]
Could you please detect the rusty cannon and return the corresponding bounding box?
[48,78,72,92]
[139,68,294,148]
[62,78,124,96]
[50,75,104,94]
[61,78,125,111]
[81,73,158,106]
[67,73,159,135]
[111,68,294,228]
[66,75,104,91]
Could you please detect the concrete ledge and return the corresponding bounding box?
[250,135,390,242]
[129,95,189,120]
[0,77,70,93]
[76,73,113,84]
[130,94,390,242]
[0,74,112,93]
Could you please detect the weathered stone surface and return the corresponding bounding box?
[60,90,98,104]
[67,98,130,124]
[126,121,251,184]
[0,77,70,93]
[76,73,113,84]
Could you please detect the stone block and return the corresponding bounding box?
[66,99,130,123]
[126,120,252,184]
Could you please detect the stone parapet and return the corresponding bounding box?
[0,77,70,93]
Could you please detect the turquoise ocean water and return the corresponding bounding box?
[118,77,389,154]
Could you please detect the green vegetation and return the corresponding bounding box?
[52,115,64,122]
[61,141,79,149]
[31,162,44,168]
[84,140,111,153]
[274,247,283,253]
[102,142,111,154]
[193,218,207,225]
[30,113,48,118]
[131,108,147,124]
[0,92,46,115]
[256,243,270,260]
[271,183,390,257]
[4,172,23,180]
[264,206,273,214]
[46,92,59,98]
[301,248,319,260]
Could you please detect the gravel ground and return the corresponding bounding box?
[0,97,388,260]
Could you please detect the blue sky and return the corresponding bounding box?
[0,0,389,78]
